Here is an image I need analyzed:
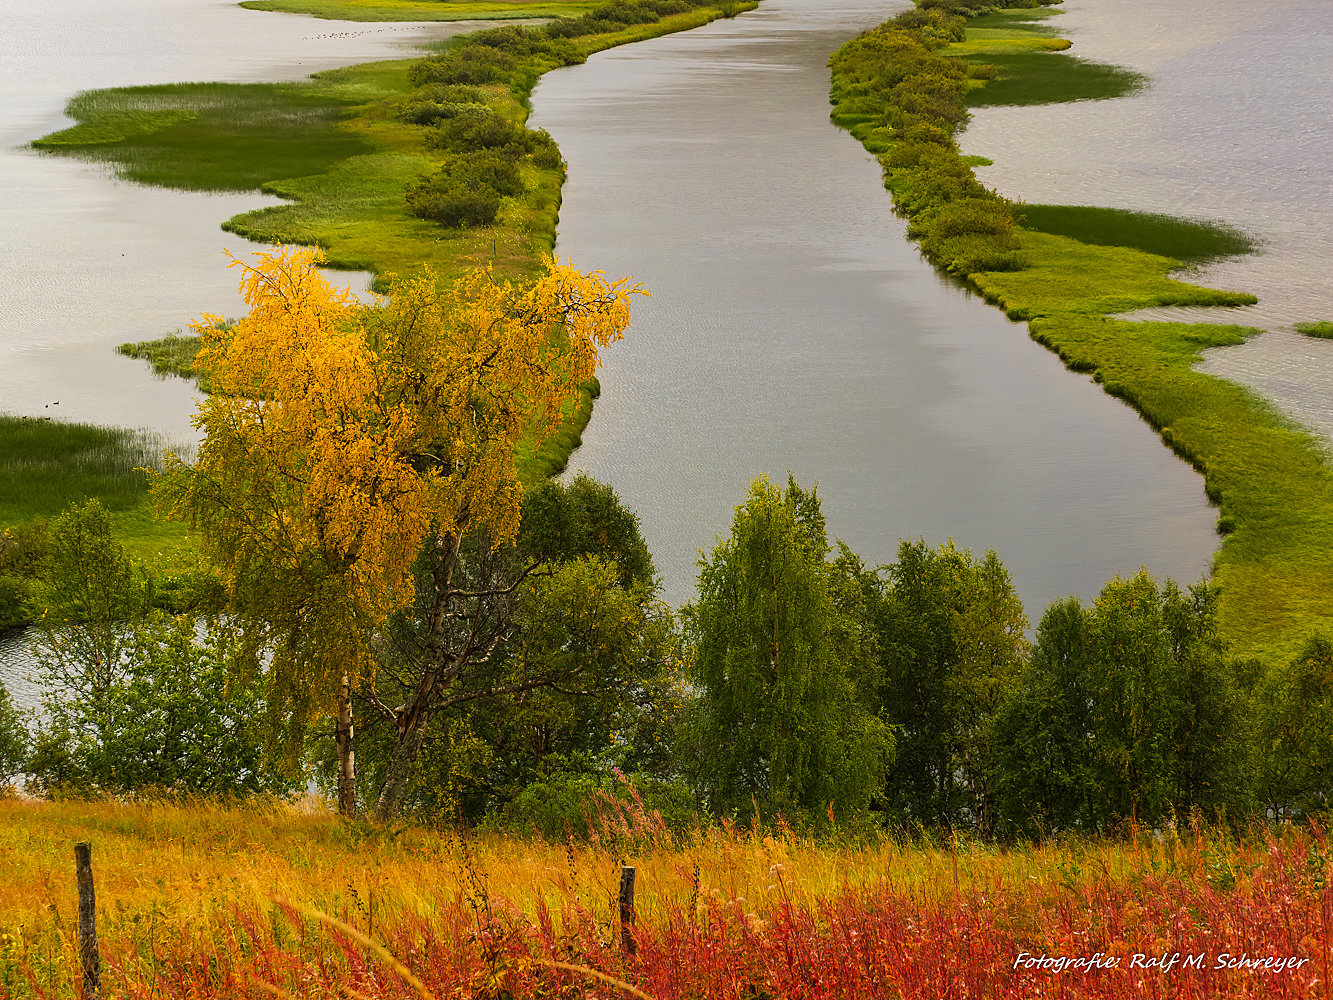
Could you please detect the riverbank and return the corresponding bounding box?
[830,2,1333,660]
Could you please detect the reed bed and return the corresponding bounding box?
[1,796,1327,998]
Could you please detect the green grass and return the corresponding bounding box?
[1018,204,1258,265]
[0,416,158,527]
[1294,321,1333,339]
[33,4,751,289]
[238,0,599,21]
[949,9,1145,107]
[0,416,194,569]
[34,83,377,192]
[962,51,1145,106]
[117,334,207,383]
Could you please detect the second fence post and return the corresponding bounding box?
[75,842,101,1000]
[619,864,637,955]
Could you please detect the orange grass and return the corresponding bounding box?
[0,796,1328,998]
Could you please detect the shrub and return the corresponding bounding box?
[0,575,31,632]
[406,173,501,228]
[427,106,525,152]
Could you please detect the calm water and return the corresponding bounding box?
[529,0,1219,609]
[960,0,1333,443]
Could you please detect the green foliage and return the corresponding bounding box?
[28,615,300,798]
[992,572,1253,835]
[405,173,501,227]
[828,6,1025,276]
[519,472,656,588]
[873,539,1028,834]
[0,576,33,634]
[1294,321,1333,339]
[1253,638,1333,819]
[685,476,892,824]
[1018,205,1257,264]
[0,682,27,785]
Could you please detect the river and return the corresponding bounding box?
[528,0,1219,608]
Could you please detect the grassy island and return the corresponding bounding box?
[830,1,1333,661]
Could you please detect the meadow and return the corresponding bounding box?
[0,795,1327,998]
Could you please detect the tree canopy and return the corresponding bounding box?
[155,246,641,817]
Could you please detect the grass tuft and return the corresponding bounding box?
[1294,321,1333,339]
[1018,204,1258,263]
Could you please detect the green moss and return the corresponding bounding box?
[1294,321,1333,339]
[1018,205,1257,264]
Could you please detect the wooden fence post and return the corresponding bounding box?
[619,864,637,955]
[74,842,101,1000]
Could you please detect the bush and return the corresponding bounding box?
[0,681,26,785]
[408,45,515,87]
[406,173,501,228]
[427,106,525,152]
[0,575,31,632]
[0,521,50,579]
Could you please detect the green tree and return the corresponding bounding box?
[876,539,1027,832]
[685,475,891,823]
[29,615,298,797]
[0,681,27,787]
[1256,637,1333,819]
[34,499,152,738]
[993,572,1251,834]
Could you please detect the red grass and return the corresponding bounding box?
[37,826,1324,1000]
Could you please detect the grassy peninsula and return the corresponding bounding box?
[830,1,1333,661]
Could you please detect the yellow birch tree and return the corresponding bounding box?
[155,246,639,818]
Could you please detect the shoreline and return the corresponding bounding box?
[829,2,1333,660]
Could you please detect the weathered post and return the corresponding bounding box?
[618,864,637,955]
[74,842,101,999]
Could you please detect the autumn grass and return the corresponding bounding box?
[238,0,599,21]
[1,796,1328,998]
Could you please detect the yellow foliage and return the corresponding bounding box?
[155,247,640,698]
